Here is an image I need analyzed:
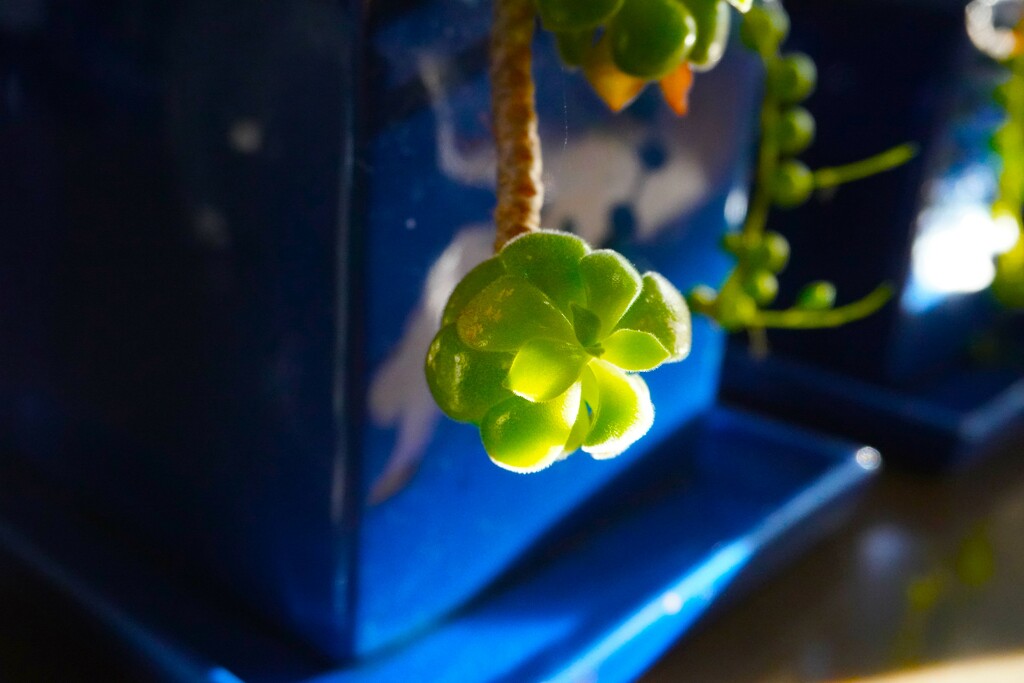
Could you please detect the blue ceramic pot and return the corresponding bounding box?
[0,0,762,661]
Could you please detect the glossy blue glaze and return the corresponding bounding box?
[0,407,878,682]
[722,0,1024,468]
[1,0,360,657]
[0,0,772,662]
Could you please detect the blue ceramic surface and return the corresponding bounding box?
[0,0,768,661]
[0,407,878,682]
[358,3,758,655]
[1,0,360,657]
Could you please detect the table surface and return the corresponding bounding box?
[642,432,1024,683]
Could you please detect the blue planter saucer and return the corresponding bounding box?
[723,347,1024,473]
[0,406,878,683]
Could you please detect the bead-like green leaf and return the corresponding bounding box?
[481,383,582,473]
[582,361,654,459]
[554,29,594,67]
[506,338,590,402]
[686,0,731,71]
[500,231,590,311]
[614,272,692,361]
[579,250,642,337]
[456,275,576,352]
[795,281,836,310]
[442,257,507,326]
[537,0,624,32]
[425,325,514,424]
[600,329,671,371]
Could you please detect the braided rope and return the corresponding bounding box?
[491,0,543,251]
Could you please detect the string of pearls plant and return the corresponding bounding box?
[687,2,915,339]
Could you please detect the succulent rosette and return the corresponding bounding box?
[425,231,691,473]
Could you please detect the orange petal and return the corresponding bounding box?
[583,36,647,113]
[659,63,694,116]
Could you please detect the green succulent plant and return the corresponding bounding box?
[426,231,690,472]
[689,1,914,335]
[536,0,751,113]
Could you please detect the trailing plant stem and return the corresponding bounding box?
[814,144,919,190]
[752,283,893,329]
[491,0,544,252]
[745,84,782,241]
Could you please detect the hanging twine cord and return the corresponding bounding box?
[491,0,544,251]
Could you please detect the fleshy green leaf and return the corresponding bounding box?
[571,304,603,347]
[687,0,731,71]
[554,29,594,68]
[442,257,507,326]
[425,325,514,424]
[608,0,697,79]
[481,383,582,473]
[562,396,592,457]
[499,231,590,311]
[537,0,624,32]
[614,272,692,361]
[582,361,654,459]
[600,329,671,371]
[506,338,590,402]
[456,275,576,352]
[579,250,642,337]
[583,34,649,112]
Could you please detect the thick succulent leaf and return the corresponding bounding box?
[499,231,590,312]
[659,62,694,116]
[687,0,731,71]
[554,29,594,68]
[582,361,654,459]
[456,275,576,352]
[600,329,671,371]
[583,35,648,112]
[537,0,624,32]
[442,257,507,326]
[614,272,691,362]
[608,0,697,79]
[506,338,590,402]
[571,304,603,347]
[579,250,642,337]
[562,395,592,457]
[425,324,514,424]
[481,383,582,473]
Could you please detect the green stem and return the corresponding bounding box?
[813,144,919,190]
[742,62,782,241]
[751,283,894,329]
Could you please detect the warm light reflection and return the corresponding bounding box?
[902,165,1017,312]
[836,651,1024,682]
[966,0,1024,60]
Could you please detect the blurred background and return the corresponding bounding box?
[1,0,1023,681]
